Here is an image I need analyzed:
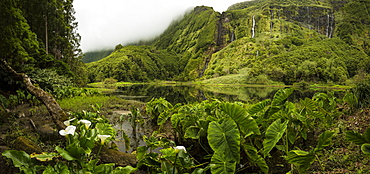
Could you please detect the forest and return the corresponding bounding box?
[1,0,370,173]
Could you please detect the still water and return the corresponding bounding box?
[109,84,342,104]
[111,84,284,104]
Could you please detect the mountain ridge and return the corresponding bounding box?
[87,0,370,85]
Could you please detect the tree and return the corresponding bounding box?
[0,0,40,70]
[18,0,86,85]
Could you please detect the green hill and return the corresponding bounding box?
[87,46,180,82]
[86,0,370,85]
[82,49,114,63]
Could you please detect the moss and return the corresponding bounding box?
[13,136,42,154]
[100,147,137,166]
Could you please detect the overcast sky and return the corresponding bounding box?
[73,0,246,52]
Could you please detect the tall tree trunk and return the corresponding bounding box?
[45,14,48,54]
[0,60,65,130]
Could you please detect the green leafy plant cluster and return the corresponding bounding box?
[135,131,212,174]
[144,88,343,173]
[346,127,370,156]
[1,110,137,174]
[27,69,74,92]
[4,90,40,109]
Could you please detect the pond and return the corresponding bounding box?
[110,84,286,104]
[105,84,346,152]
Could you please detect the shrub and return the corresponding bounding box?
[104,78,117,85]
[351,80,370,109]
[28,69,74,92]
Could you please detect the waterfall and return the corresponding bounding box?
[307,7,311,30]
[252,15,256,38]
[270,10,274,34]
[329,14,334,38]
[230,31,235,42]
[326,14,330,37]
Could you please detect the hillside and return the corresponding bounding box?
[87,46,180,82]
[82,49,114,63]
[86,0,370,85]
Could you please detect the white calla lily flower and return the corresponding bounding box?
[59,125,76,136]
[174,146,187,153]
[97,135,111,145]
[78,119,91,129]
[63,118,76,126]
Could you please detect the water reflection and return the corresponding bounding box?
[110,111,156,153]
[114,84,288,104]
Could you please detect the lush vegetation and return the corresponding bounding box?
[86,0,370,86]
[0,0,87,89]
[87,46,181,82]
[86,6,219,82]
[2,110,136,174]
[2,0,370,173]
[5,86,370,173]
[82,49,114,63]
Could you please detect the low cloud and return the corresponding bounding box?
[73,0,246,52]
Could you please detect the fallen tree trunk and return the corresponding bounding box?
[0,60,66,130]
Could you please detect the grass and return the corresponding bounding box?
[58,95,144,115]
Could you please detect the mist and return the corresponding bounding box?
[73,0,246,52]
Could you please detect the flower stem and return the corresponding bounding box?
[173,153,178,174]
[97,144,103,157]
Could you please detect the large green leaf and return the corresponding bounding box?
[271,88,294,106]
[112,166,138,174]
[157,111,171,125]
[300,98,316,111]
[242,144,269,174]
[315,130,335,151]
[210,151,236,174]
[266,106,282,119]
[220,103,260,136]
[55,146,76,161]
[41,162,71,174]
[96,122,116,137]
[346,131,368,145]
[161,161,177,174]
[286,150,315,173]
[364,128,370,142]
[247,99,271,115]
[95,163,115,174]
[361,143,370,155]
[30,152,58,161]
[2,150,32,168]
[208,118,240,163]
[185,126,201,139]
[263,119,289,157]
